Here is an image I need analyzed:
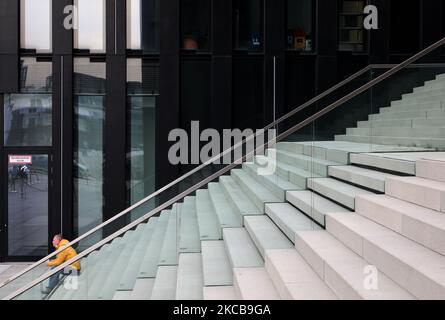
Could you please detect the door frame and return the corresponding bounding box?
[2,148,54,262]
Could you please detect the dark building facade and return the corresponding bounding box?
[0,0,445,261]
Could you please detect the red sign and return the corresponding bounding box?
[9,155,33,165]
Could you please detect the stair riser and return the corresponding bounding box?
[325,215,445,299]
[307,179,356,210]
[356,197,445,256]
[386,178,445,213]
[242,164,286,200]
[286,192,326,227]
[416,159,445,183]
[328,167,385,193]
[231,171,266,212]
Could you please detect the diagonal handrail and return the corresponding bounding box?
[3,36,445,299]
[0,57,372,292]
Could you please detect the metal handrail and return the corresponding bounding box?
[4,36,445,299]
[0,56,373,292]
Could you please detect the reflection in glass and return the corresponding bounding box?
[20,0,52,52]
[8,155,48,257]
[233,0,264,51]
[74,0,106,52]
[127,59,158,208]
[127,0,160,52]
[287,0,314,51]
[181,0,211,51]
[4,58,52,147]
[74,58,106,241]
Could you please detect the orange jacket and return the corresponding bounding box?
[47,239,81,271]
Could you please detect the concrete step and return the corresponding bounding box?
[219,175,262,221]
[201,241,233,286]
[417,157,445,183]
[233,268,280,300]
[203,286,239,300]
[150,266,178,300]
[384,101,442,112]
[277,141,351,164]
[244,215,294,259]
[243,161,302,200]
[118,217,158,290]
[265,249,337,300]
[207,182,243,228]
[130,278,155,300]
[286,190,351,227]
[272,159,322,189]
[356,194,445,256]
[350,153,416,175]
[336,134,445,149]
[346,127,445,139]
[413,118,445,127]
[295,230,414,300]
[265,203,321,243]
[112,291,132,300]
[272,149,341,177]
[137,212,170,279]
[325,212,445,299]
[231,169,281,212]
[176,253,204,300]
[178,197,201,253]
[158,210,178,266]
[386,176,445,213]
[195,189,222,240]
[276,141,305,154]
[307,177,375,210]
[96,229,142,300]
[357,119,414,129]
[328,165,398,193]
[222,228,264,268]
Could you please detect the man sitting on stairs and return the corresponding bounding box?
[41,234,81,295]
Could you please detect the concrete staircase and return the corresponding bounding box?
[47,73,445,300]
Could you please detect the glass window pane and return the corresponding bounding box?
[127,0,160,52]
[287,0,314,52]
[74,58,106,239]
[4,58,52,147]
[8,154,49,257]
[20,0,52,52]
[74,0,106,53]
[233,0,264,51]
[338,0,367,52]
[181,0,211,51]
[127,59,158,207]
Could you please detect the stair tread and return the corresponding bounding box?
[201,241,233,286]
[266,249,338,300]
[196,189,222,240]
[158,210,179,266]
[219,175,261,215]
[265,203,321,243]
[308,177,375,209]
[244,215,294,258]
[150,266,178,300]
[176,253,204,300]
[234,268,280,300]
[208,183,243,228]
[131,278,155,300]
[178,198,202,253]
[222,228,264,268]
[203,286,239,300]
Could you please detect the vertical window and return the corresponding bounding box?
[233,0,264,51]
[338,0,367,52]
[287,0,315,52]
[127,59,158,206]
[73,58,106,238]
[127,0,160,52]
[4,58,52,147]
[74,0,106,53]
[181,0,211,52]
[20,0,52,52]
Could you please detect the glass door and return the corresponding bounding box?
[3,153,52,261]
